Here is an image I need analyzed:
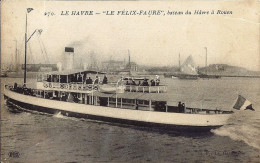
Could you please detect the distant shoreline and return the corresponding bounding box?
[218,75,260,78]
[4,71,260,79]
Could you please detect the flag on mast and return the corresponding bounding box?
[233,95,255,111]
[27,8,33,13]
[38,29,43,35]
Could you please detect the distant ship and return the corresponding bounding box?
[1,71,8,77]
[198,73,221,79]
[197,47,221,79]
[173,55,199,80]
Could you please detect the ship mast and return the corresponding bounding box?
[13,40,18,71]
[179,53,181,71]
[179,53,180,68]
[24,11,28,84]
[205,47,207,75]
[128,49,131,76]
[23,8,42,85]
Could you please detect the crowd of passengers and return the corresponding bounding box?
[10,83,34,96]
[46,74,161,86]
[46,74,107,84]
[125,78,160,86]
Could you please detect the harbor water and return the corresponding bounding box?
[1,77,260,162]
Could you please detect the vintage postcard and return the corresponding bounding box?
[1,0,259,162]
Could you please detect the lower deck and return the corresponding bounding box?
[8,84,233,115]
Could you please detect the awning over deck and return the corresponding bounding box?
[46,69,106,76]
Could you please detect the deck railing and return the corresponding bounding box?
[125,85,167,93]
[37,82,96,92]
[36,82,167,93]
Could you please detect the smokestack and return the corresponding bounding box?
[63,47,74,70]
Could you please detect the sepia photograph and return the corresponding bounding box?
[1,0,260,162]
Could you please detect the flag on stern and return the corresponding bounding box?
[233,95,255,111]
[27,8,34,13]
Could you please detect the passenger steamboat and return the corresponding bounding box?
[4,66,234,132]
[3,8,253,132]
[4,45,237,132]
[4,46,254,132]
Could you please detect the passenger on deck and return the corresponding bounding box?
[67,93,74,102]
[142,79,149,86]
[102,75,108,84]
[47,75,51,82]
[54,76,59,83]
[155,75,160,86]
[131,80,136,85]
[68,75,72,83]
[138,81,141,86]
[126,81,130,85]
[117,77,124,85]
[178,102,182,112]
[83,74,87,83]
[94,76,99,84]
[14,83,17,89]
[86,77,93,84]
[72,74,77,83]
[150,79,155,86]
[78,74,83,83]
[76,74,79,82]
[135,100,139,110]
[182,103,186,113]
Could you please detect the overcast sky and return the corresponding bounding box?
[2,0,259,70]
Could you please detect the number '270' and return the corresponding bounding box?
[44,12,55,17]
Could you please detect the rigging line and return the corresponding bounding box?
[41,39,50,64]
[36,35,46,63]
[10,46,15,67]
[38,34,50,64]
[39,36,49,64]
[36,34,46,63]
[17,37,26,65]
[28,42,35,64]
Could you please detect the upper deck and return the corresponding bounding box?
[36,70,167,93]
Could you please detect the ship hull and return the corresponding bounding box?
[177,75,198,80]
[4,88,232,132]
[198,74,221,79]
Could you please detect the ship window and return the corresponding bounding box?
[127,99,133,103]
[53,75,59,83]
[60,75,67,83]
[144,100,149,105]
[110,98,116,102]
[122,99,133,104]
[138,100,143,104]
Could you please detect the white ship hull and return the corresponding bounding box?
[4,88,232,132]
